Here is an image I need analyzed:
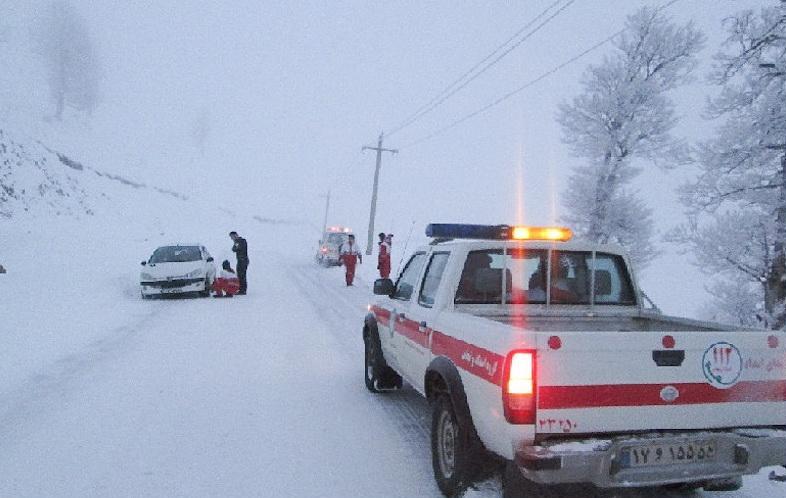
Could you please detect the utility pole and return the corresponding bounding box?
[362,132,397,255]
[320,189,331,237]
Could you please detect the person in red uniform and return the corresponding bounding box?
[339,234,363,286]
[377,232,392,279]
[213,260,241,297]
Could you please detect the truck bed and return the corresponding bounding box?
[471,308,744,332]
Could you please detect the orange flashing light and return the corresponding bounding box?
[512,226,572,242]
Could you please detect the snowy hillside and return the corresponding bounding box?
[0,127,189,220]
[0,127,300,421]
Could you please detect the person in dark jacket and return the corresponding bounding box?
[229,231,249,295]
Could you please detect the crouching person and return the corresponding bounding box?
[213,260,241,298]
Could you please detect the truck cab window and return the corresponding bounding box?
[589,253,636,305]
[505,249,548,304]
[455,250,504,304]
[549,251,591,304]
[419,253,450,307]
[392,253,427,301]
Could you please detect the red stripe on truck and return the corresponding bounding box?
[370,306,786,408]
[539,380,786,409]
[431,331,505,386]
[371,306,390,327]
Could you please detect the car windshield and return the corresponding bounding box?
[149,246,202,263]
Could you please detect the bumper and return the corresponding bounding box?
[515,429,786,488]
[141,278,205,296]
[318,254,341,265]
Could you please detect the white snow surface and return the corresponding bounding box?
[1,156,785,497]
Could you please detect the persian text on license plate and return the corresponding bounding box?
[621,441,716,468]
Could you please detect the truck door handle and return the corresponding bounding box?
[398,313,406,321]
[652,350,685,367]
[419,321,428,332]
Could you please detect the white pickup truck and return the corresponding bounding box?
[362,224,786,496]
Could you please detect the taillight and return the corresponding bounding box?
[503,350,536,424]
[321,246,328,253]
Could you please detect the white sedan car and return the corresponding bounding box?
[140,244,217,299]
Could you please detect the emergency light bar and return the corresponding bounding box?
[425,224,573,242]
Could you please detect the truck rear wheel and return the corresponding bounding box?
[432,395,472,496]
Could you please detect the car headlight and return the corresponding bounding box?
[141,272,154,281]
[187,269,204,278]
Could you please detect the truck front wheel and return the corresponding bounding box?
[364,332,402,392]
[364,336,382,392]
[432,395,472,496]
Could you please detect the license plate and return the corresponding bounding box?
[162,287,182,293]
[620,440,716,468]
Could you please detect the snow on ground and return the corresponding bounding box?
[2,205,785,497]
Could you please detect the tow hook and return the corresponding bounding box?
[373,380,400,392]
[733,444,750,466]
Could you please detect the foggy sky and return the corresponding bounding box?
[1,0,769,315]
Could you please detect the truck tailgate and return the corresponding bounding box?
[535,331,786,435]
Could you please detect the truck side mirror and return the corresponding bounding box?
[373,278,395,296]
[206,257,214,263]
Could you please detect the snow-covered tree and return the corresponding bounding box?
[699,279,763,327]
[32,1,100,120]
[679,3,786,328]
[558,7,704,267]
[668,210,773,327]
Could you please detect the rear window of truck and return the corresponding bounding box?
[454,249,636,305]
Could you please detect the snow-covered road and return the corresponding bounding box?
[0,246,442,497]
[1,231,785,497]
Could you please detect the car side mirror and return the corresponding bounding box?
[206,257,214,262]
[141,261,147,266]
[373,278,395,296]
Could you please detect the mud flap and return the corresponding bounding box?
[703,476,742,491]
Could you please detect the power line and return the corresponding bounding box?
[386,0,575,138]
[399,0,684,150]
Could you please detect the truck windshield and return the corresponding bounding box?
[454,249,636,305]
[326,233,347,245]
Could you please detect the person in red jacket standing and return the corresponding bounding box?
[377,232,392,279]
[339,234,363,286]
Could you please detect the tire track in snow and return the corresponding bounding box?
[287,262,432,449]
[0,301,170,443]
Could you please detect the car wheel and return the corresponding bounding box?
[432,395,474,497]
[200,278,211,297]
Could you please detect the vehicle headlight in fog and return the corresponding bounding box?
[141,272,154,281]
[187,269,204,278]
